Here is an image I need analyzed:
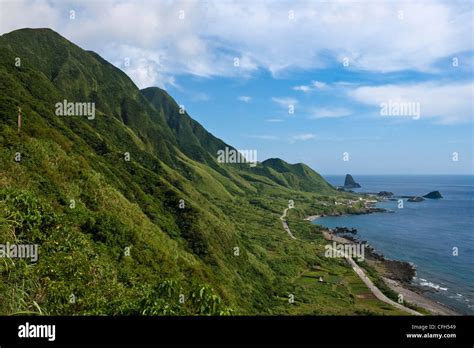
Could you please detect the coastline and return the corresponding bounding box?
[308,212,460,316]
[304,215,321,222]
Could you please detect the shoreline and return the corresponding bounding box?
[307,212,460,315]
[305,204,389,222]
[304,215,321,222]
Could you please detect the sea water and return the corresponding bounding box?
[315,175,474,315]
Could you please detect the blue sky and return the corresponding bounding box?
[170,67,473,175]
[1,0,473,174]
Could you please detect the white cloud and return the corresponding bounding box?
[293,85,311,93]
[348,82,473,124]
[0,0,256,87]
[312,81,326,89]
[1,1,472,87]
[0,0,61,32]
[293,80,327,93]
[123,57,177,89]
[334,81,360,87]
[265,118,284,123]
[309,107,352,119]
[272,97,298,107]
[238,96,251,103]
[2,0,472,88]
[290,133,316,142]
[208,0,473,74]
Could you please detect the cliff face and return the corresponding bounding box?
[344,174,361,189]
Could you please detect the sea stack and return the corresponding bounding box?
[344,174,361,189]
[423,191,443,199]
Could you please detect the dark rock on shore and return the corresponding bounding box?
[355,207,387,214]
[408,196,424,202]
[423,191,443,199]
[323,207,387,218]
[331,226,358,234]
[363,246,417,283]
[344,174,361,188]
[380,259,417,283]
[378,191,394,197]
[336,187,354,192]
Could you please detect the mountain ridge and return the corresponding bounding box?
[0,28,404,316]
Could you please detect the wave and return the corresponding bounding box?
[420,282,448,291]
[413,277,448,291]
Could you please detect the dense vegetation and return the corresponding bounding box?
[0,28,406,315]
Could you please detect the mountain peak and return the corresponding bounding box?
[1,27,72,45]
[7,27,58,34]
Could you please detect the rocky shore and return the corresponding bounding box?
[308,211,459,315]
[319,228,416,283]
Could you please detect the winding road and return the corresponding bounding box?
[280,207,296,240]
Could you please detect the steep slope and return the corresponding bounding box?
[141,87,229,166]
[141,87,334,194]
[0,28,404,316]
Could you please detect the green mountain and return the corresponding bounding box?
[258,158,335,192]
[0,28,407,315]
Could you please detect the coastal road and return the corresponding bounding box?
[329,246,423,316]
[279,209,423,315]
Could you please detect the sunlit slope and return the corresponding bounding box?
[0,28,404,316]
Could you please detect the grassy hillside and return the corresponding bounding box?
[0,28,406,316]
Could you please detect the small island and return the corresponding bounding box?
[408,196,425,202]
[423,191,443,199]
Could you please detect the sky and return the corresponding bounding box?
[1,0,473,174]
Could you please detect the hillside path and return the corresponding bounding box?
[280,207,296,240]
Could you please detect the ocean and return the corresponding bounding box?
[315,175,474,315]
